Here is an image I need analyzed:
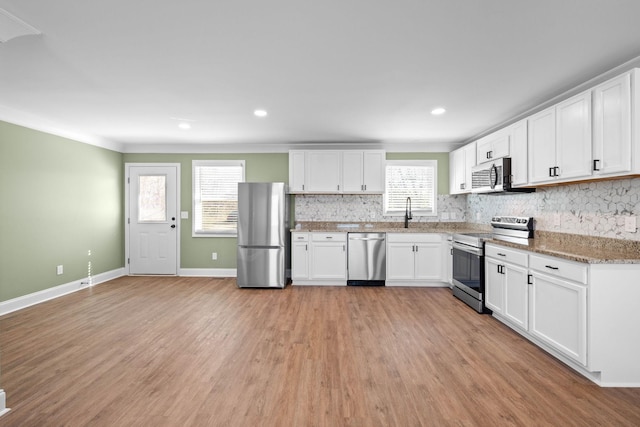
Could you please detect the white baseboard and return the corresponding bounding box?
[0,389,9,417]
[179,268,237,277]
[0,268,125,316]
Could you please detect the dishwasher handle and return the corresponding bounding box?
[349,237,386,241]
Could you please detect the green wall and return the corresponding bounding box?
[0,121,124,302]
[122,153,289,270]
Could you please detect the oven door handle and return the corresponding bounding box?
[452,242,484,256]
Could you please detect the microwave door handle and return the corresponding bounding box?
[490,164,498,189]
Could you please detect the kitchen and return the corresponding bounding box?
[3,0,640,424]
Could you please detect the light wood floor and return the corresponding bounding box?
[1,277,639,426]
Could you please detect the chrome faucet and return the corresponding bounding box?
[404,197,412,228]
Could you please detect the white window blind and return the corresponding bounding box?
[193,160,245,236]
[384,160,437,216]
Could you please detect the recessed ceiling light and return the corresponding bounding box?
[254,109,268,117]
[178,122,191,130]
[431,107,446,116]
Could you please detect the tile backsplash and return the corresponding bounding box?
[467,177,640,240]
[294,194,467,223]
[294,177,640,240]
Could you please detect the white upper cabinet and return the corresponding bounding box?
[592,71,633,176]
[528,91,592,184]
[307,151,342,192]
[289,150,385,194]
[342,150,385,193]
[476,127,510,164]
[510,119,528,186]
[289,150,307,192]
[449,141,476,194]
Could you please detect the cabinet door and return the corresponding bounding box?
[386,243,416,280]
[593,72,632,176]
[414,243,444,281]
[449,147,465,194]
[556,91,592,181]
[477,130,509,164]
[289,151,306,192]
[310,242,346,280]
[307,151,341,192]
[510,119,528,186]
[291,241,309,280]
[485,258,504,314]
[463,142,476,192]
[342,151,363,192]
[528,106,557,184]
[362,151,385,192]
[503,264,529,330]
[530,272,587,365]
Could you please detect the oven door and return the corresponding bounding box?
[452,242,484,300]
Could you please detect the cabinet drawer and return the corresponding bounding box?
[530,254,587,283]
[387,233,443,243]
[485,244,528,267]
[292,232,309,242]
[311,232,346,242]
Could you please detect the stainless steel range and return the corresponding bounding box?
[452,216,533,313]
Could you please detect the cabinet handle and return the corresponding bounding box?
[527,274,533,285]
[497,253,506,257]
[343,245,345,251]
[549,167,554,177]
[305,244,308,251]
[593,159,600,171]
[450,248,453,255]
[460,183,465,190]
[337,185,340,191]
[415,246,419,252]
[497,265,502,274]
[364,184,367,191]
[545,265,559,270]
[326,236,333,239]
[554,166,560,177]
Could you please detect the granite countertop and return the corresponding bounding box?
[291,221,490,235]
[294,222,640,264]
[486,231,640,264]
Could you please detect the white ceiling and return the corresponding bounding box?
[2,0,640,153]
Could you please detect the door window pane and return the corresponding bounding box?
[139,175,167,222]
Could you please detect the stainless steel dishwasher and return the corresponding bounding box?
[347,233,386,286]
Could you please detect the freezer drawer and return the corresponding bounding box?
[348,233,386,282]
[237,247,285,288]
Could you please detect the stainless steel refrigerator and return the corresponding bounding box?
[236,182,289,288]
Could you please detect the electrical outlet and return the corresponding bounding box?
[625,216,637,233]
[441,212,450,220]
[181,211,189,219]
[211,252,218,260]
[475,212,481,221]
[370,212,376,219]
[56,265,63,275]
[554,214,561,227]
[450,212,457,220]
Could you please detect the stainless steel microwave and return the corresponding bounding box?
[471,157,534,194]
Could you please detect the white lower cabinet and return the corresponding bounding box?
[292,232,346,285]
[291,232,310,280]
[485,245,640,386]
[386,233,447,286]
[485,244,529,330]
[530,269,587,366]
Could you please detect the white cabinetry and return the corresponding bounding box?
[289,150,385,194]
[529,254,588,366]
[292,232,347,285]
[291,232,310,280]
[528,91,592,184]
[386,233,446,286]
[510,119,528,186]
[449,141,476,194]
[592,71,633,176]
[307,151,342,192]
[342,150,385,193]
[485,244,530,330]
[289,151,306,192]
[476,128,510,164]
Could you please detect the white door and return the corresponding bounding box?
[128,165,178,275]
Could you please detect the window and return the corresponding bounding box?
[384,160,437,216]
[192,160,245,236]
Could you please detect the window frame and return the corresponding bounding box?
[383,160,438,217]
[192,159,245,237]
